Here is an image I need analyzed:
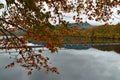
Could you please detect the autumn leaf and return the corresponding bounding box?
[0,3,4,9]
[28,70,32,75]
[39,49,42,53]
[7,62,14,68]
[45,70,49,74]
[16,58,22,63]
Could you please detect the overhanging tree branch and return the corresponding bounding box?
[0,18,28,32]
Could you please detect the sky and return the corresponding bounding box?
[62,11,120,26]
[0,0,120,26]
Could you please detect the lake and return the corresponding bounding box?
[1,45,120,80]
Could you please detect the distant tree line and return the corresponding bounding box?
[80,23,120,39]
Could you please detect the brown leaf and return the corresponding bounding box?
[8,62,14,68]
[16,58,22,63]
[39,49,42,53]
[28,71,32,75]
[45,70,49,74]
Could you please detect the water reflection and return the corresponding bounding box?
[64,37,120,44]
[93,45,120,54]
[64,37,120,54]
[1,49,120,80]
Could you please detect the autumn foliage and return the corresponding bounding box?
[0,0,120,75]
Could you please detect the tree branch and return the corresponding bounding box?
[0,18,28,32]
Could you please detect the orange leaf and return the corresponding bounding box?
[28,71,32,75]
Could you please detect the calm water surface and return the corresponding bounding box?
[1,46,120,80]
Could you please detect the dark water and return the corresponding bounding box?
[63,38,120,54]
[93,45,120,54]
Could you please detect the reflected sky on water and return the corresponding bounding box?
[1,48,120,80]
